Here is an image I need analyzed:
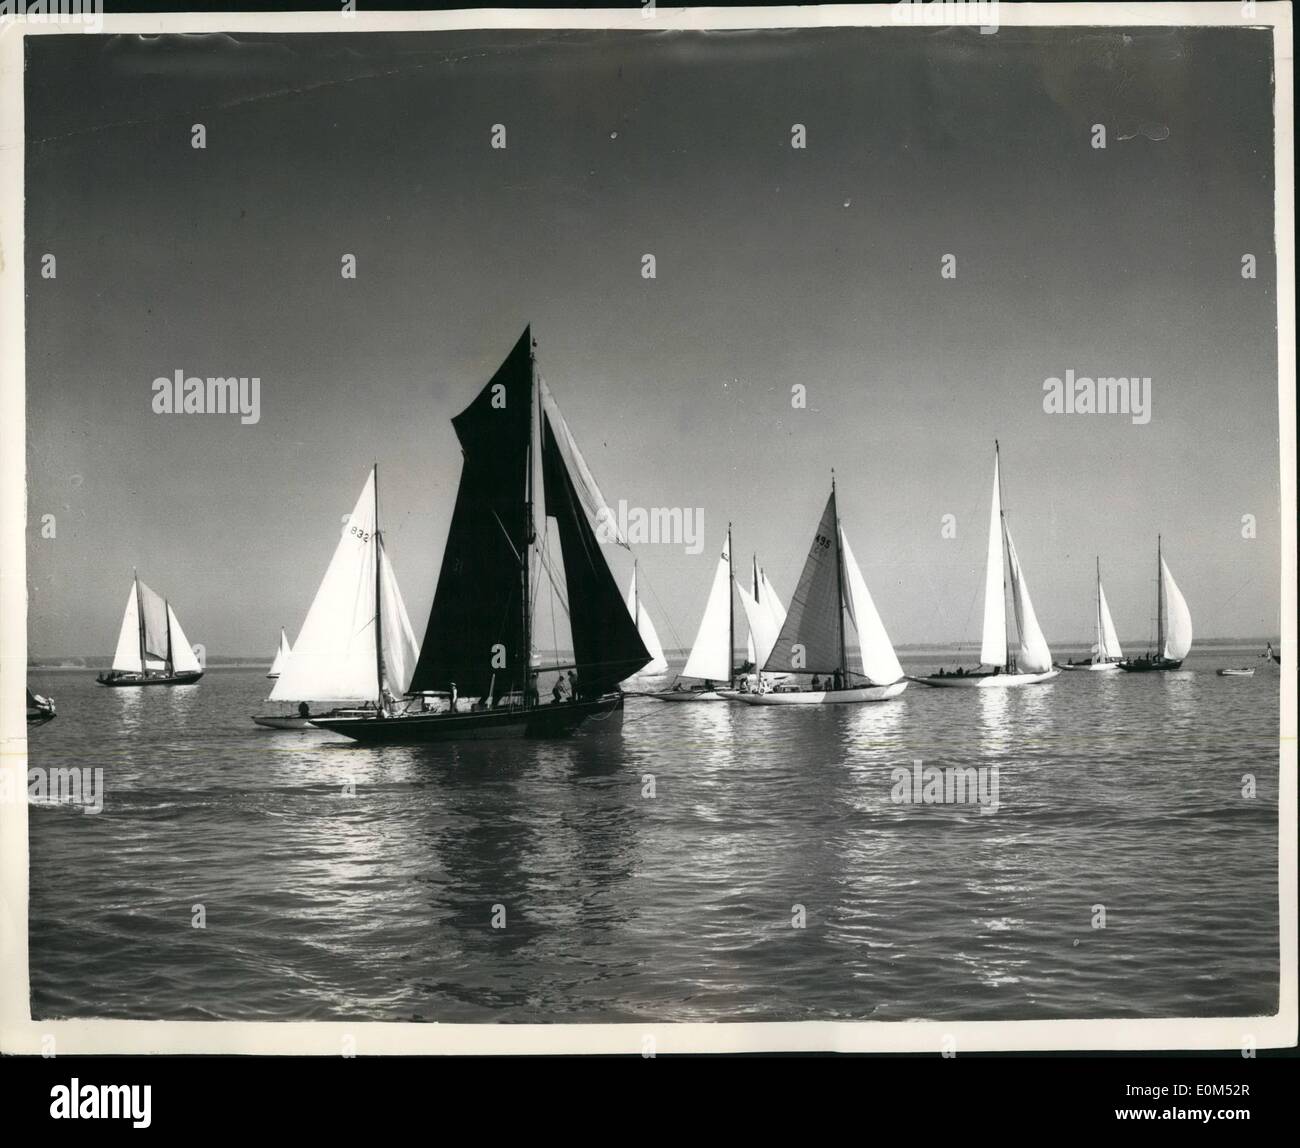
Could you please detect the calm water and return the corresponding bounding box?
[27,651,1280,1022]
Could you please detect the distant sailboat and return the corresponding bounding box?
[647,527,738,701]
[1119,535,1192,672]
[253,467,420,729]
[736,555,787,677]
[914,443,1060,687]
[266,627,291,679]
[624,561,669,676]
[734,477,907,705]
[310,328,651,741]
[26,686,56,724]
[1058,558,1123,670]
[96,572,204,686]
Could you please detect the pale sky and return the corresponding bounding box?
[25,26,1280,658]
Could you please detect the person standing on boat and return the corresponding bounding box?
[811,674,822,691]
[526,671,540,709]
[567,670,580,701]
[449,681,458,712]
[832,668,843,691]
[551,676,565,704]
[298,702,310,718]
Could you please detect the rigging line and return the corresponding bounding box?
[631,563,689,656]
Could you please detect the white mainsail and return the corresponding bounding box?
[271,469,416,703]
[1161,557,1193,661]
[624,566,669,674]
[1004,524,1053,673]
[839,527,904,685]
[111,585,142,673]
[980,454,1008,668]
[682,540,733,682]
[267,628,291,678]
[737,581,781,670]
[1097,581,1123,661]
[167,605,202,673]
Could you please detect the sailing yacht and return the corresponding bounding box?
[310,328,651,742]
[624,561,669,676]
[647,527,739,701]
[266,628,291,679]
[97,572,204,686]
[914,443,1060,687]
[253,468,420,729]
[733,477,908,705]
[1118,536,1192,672]
[26,687,56,724]
[1057,558,1123,670]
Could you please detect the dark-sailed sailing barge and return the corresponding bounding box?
[311,328,651,743]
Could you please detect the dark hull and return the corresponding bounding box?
[309,692,624,743]
[26,712,56,725]
[1117,658,1183,673]
[96,670,204,687]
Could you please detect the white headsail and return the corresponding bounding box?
[1097,581,1123,661]
[682,540,733,682]
[760,568,787,631]
[1161,557,1193,661]
[980,453,1008,668]
[737,580,781,670]
[271,469,419,703]
[838,527,904,684]
[167,605,203,674]
[111,585,142,673]
[624,565,669,674]
[1004,525,1053,673]
[267,628,291,678]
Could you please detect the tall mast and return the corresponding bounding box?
[1156,533,1164,658]
[523,335,537,700]
[374,463,384,704]
[831,473,848,679]
[727,522,735,686]
[996,440,1011,670]
[164,598,173,674]
[1095,556,1103,660]
[134,568,145,675]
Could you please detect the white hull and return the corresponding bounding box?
[913,668,1061,688]
[1056,661,1121,672]
[1217,668,1255,677]
[729,681,908,705]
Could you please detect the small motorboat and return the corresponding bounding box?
[1217,667,1255,677]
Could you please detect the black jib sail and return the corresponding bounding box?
[541,411,651,694]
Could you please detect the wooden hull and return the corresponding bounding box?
[1118,658,1183,673]
[729,681,908,705]
[912,668,1061,688]
[96,670,203,687]
[251,714,313,729]
[640,689,728,702]
[308,693,624,743]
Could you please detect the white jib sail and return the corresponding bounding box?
[378,540,421,695]
[624,568,668,674]
[682,542,733,682]
[761,569,787,631]
[1004,525,1053,673]
[1097,582,1123,661]
[111,585,142,672]
[981,454,1009,668]
[268,628,290,677]
[270,470,384,703]
[737,581,781,671]
[540,378,627,548]
[1161,558,1193,661]
[167,605,202,673]
[839,527,904,685]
